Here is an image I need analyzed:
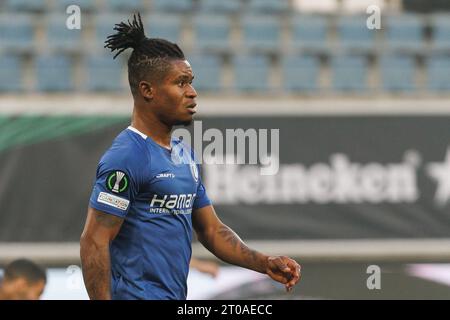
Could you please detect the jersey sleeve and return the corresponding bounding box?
[193,163,212,210]
[89,146,143,218]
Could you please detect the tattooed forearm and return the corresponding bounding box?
[214,225,265,273]
[239,241,259,263]
[217,225,240,249]
[80,238,112,300]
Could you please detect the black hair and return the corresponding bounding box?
[4,259,46,284]
[104,13,185,96]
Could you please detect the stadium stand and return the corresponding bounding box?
[336,15,377,54]
[426,54,450,92]
[45,14,83,53]
[0,14,35,53]
[331,55,369,92]
[0,0,449,95]
[290,15,330,54]
[233,55,271,92]
[189,54,223,92]
[383,14,425,53]
[0,55,23,92]
[282,55,320,93]
[35,55,74,92]
[84,54,125,92]
[240,14,282,53]
[145,13,183,44]
[192,14,232,54]
[430,14,450,53]
[379,54,417,92]
[198,0,242,14]
[151,0,194,13]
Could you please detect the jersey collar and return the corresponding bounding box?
[127,126,147,140]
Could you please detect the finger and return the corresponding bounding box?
[287,273,300,288]
[273,257,290,273]
[285,263,301,288]
[267,269,288,284]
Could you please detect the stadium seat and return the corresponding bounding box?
[0,55,23,92]
[35,55,74,92]
[5,0,46,12]
[151,0,193,12]
[247,0,290,14]
[188,55,223,92]
[45,14,83,53]
[379,55,416,92]
[0,14,34,53]
[282,55,320,93]
[426,55,450,92]
[198,0,241,14]
[192,14,232,53]
[336,15,376,53]
[233,55,270,92]
[430,14,450,53]
[342,0,386,13]
[54,0,97,12]
[103,0,145,12]
[85,55,125,92]
[290,15,329,54]
[383,15,424,53]
[145,14,183,44]
[241,15,281,53]
[331,55,368,92]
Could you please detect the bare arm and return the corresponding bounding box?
[192,205,301,291]
[80,207,124,300]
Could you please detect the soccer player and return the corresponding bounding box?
[0,259,47,300]
[80,13,301,300]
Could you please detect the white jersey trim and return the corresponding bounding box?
[127,126,147,140]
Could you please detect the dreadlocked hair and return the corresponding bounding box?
[104,13,185,96]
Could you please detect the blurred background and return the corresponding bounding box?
[1,0,450,299]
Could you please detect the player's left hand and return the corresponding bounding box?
[265,256,301,292]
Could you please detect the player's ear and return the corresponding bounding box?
[138,80,153,101]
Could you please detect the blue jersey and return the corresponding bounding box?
[89,126,211,300]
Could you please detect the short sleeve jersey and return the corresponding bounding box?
[89,126,211,300]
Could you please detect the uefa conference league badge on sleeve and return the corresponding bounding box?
[106,170,130,194]
[96,170,131,211]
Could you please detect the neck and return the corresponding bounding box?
[131,106,172,149]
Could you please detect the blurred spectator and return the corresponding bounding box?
[0,259,47,300]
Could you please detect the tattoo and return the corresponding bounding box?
[239,241,259,262]
[218,225,239,249]
[95,212,123,228]
[217,225,259,266]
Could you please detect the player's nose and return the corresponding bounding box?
[186,84,197,99]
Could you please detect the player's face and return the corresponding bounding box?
[152,59,197,126]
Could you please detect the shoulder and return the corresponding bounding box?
[99,129,149,173]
